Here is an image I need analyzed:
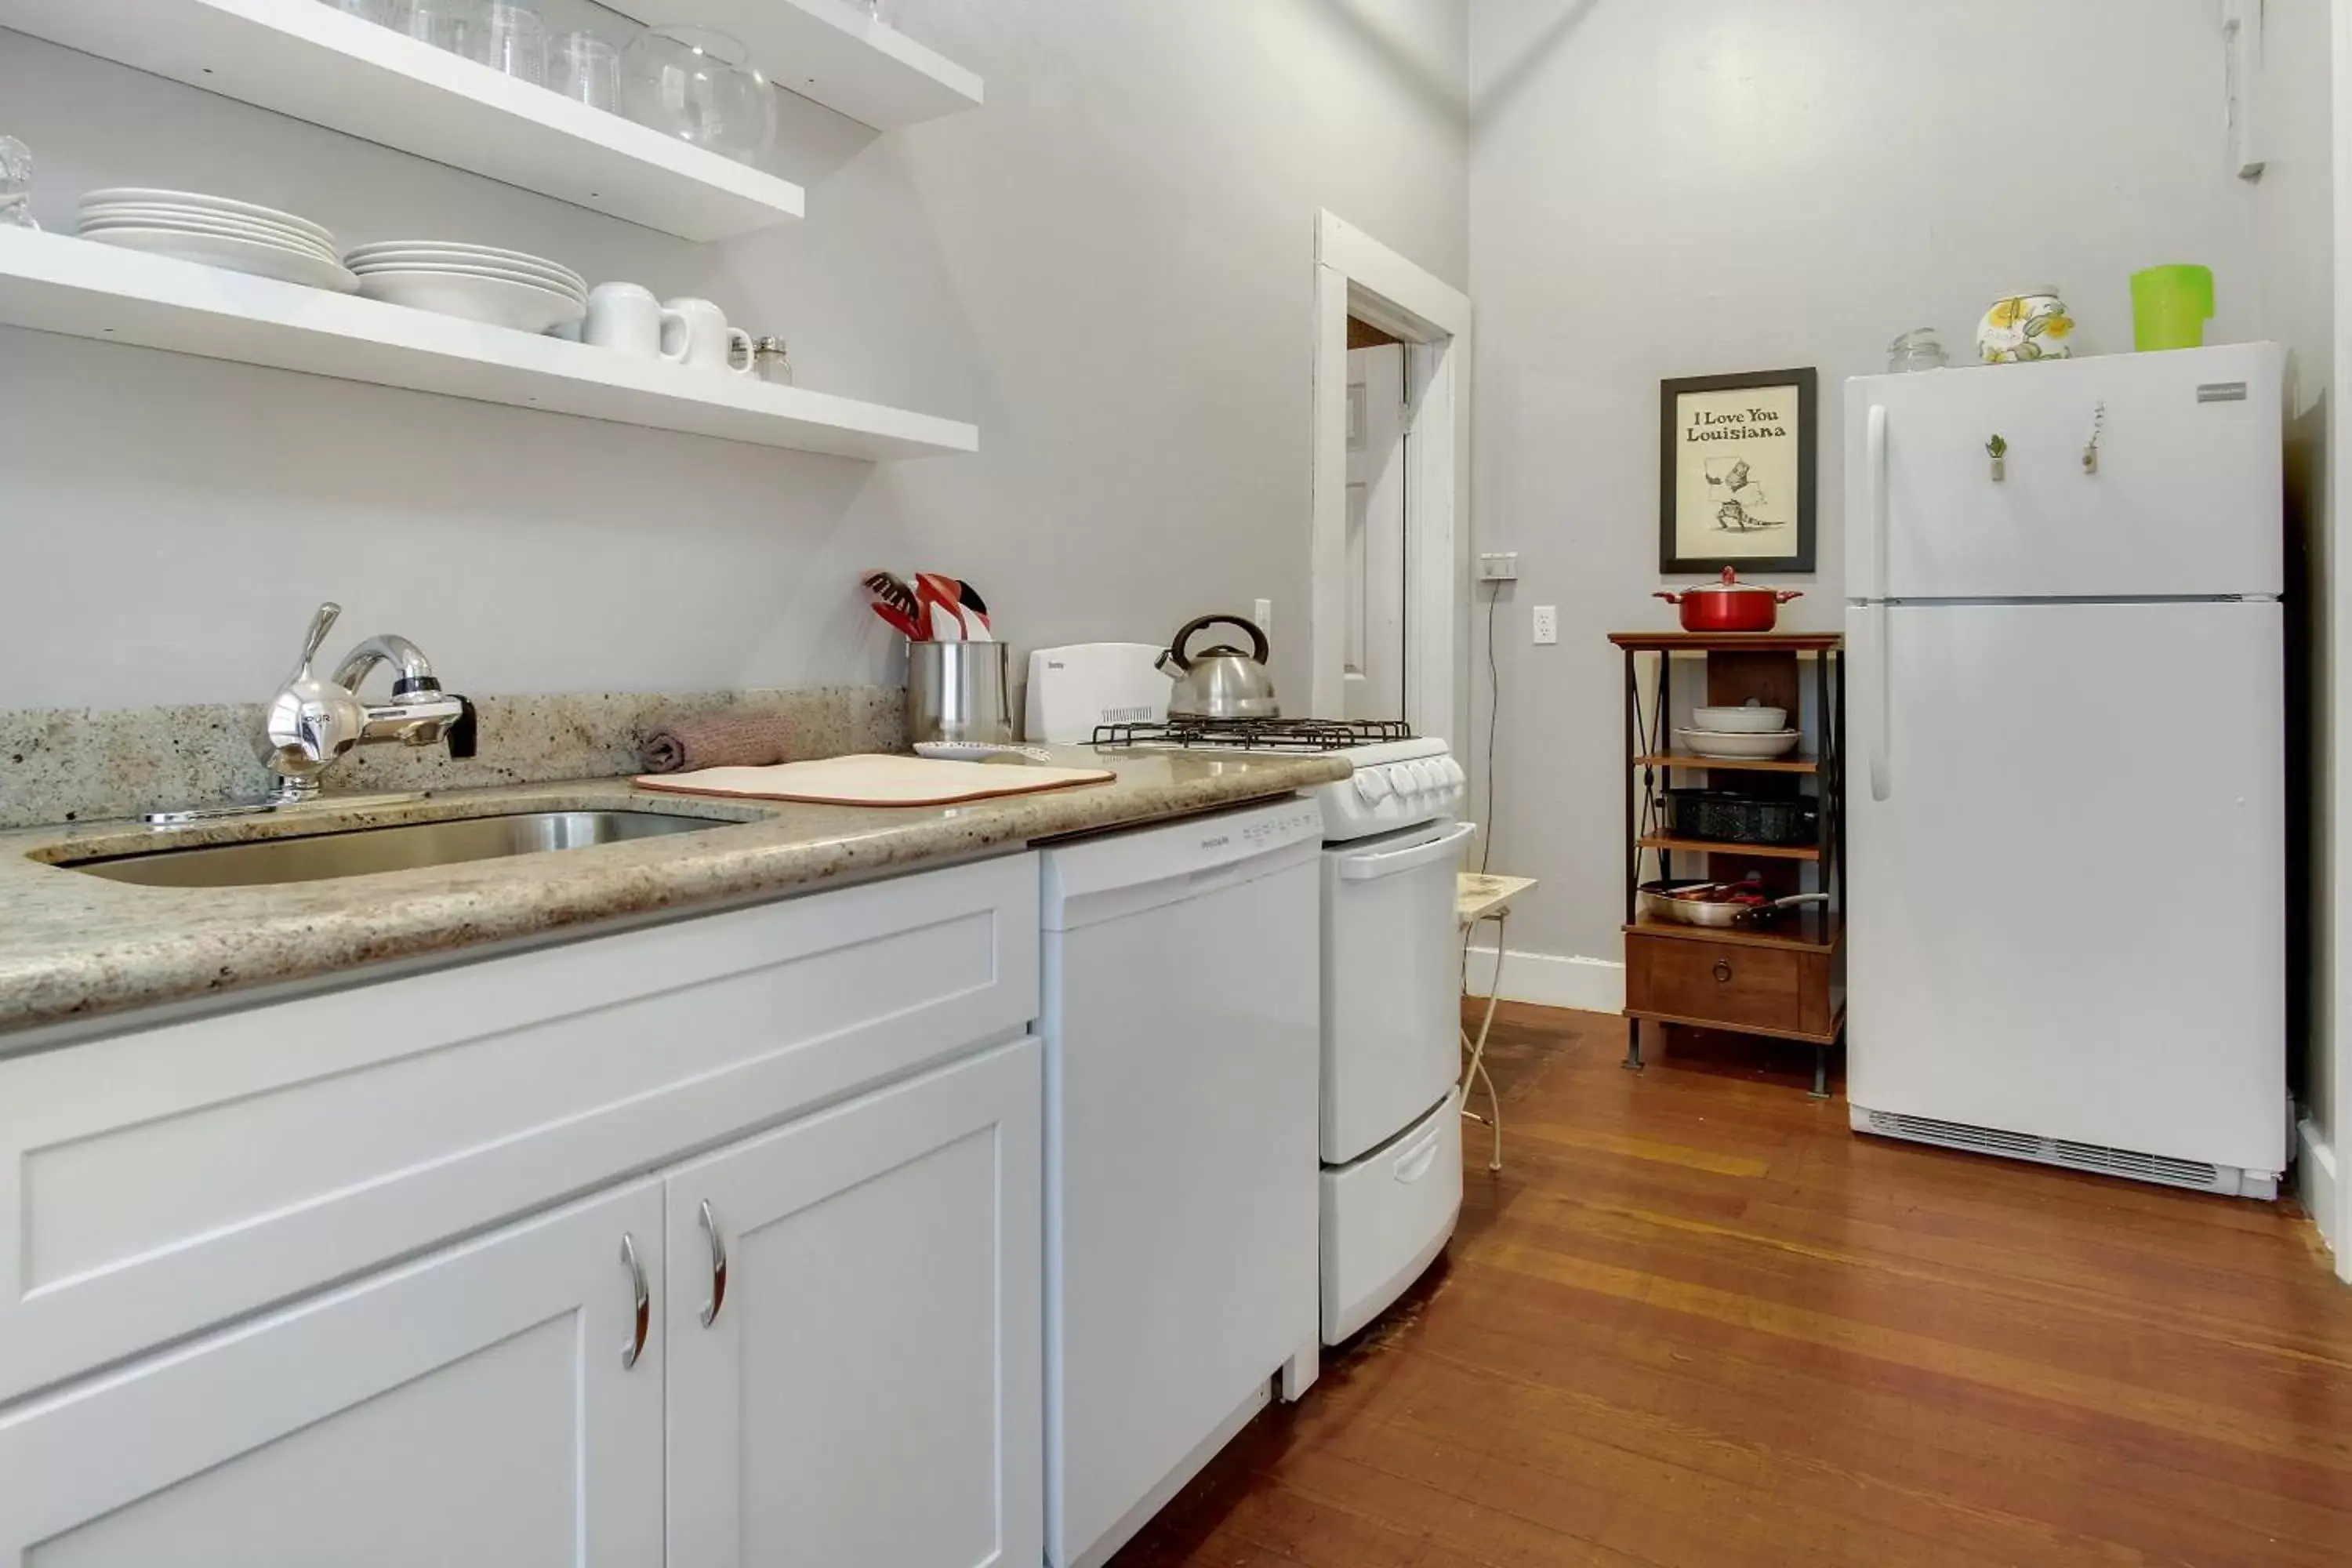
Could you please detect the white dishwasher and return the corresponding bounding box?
[1040,796,1324,1568]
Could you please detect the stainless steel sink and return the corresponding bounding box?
[59,809,728,888]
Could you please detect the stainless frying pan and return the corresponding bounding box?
[1638,880,1828,929]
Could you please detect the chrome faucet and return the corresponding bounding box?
[263,602,475,801]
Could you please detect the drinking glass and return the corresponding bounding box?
[0,136,35,231]
[621,26,776,164]
[551,31,622,111]
[397,0,482,54]
[319,0,403,24]
[466,0,546,86]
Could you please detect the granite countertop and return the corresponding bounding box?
[0,747,1350,1044]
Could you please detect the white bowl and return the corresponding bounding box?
[347,249,584,294]
[1692,704,1788,734]
[1677,727,1802,760]
[344,240,585,293]
[348,258,586,303]
[356,269,586,332]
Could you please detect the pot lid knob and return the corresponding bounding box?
[1719,567,1740,585]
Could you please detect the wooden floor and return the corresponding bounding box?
[1112,1005,2352,1567]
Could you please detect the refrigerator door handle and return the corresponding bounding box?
[1864,601,1891,801]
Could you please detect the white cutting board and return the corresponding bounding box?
[1025,642,1168,742]
[637,753,1115,807]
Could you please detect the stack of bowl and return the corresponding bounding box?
[342,240,586,333]
[1678,702,1802,760]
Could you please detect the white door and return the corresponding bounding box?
[0,1180,666,1567]
[1320,819,1477,1163]
[1846,600,2285,1174]
[1345,342,1407,719]
[1846,342,2283,601]
[664,1039,1043,1568]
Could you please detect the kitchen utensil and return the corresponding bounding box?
[0,136,34,230]
[869,600,922,640]
[1661,789,1819,847]
[462,0,546,84]
[1976,287,2074,364]
[1690,702,1788,733]
[746,335,793,384]
[907,641,1015,744]
[1675,727,1802,760]
[1637,880,1827,929]
[1886,328,1947,372]
[1654,567,1802,633]
[83,189,336,246]
[550,29,622,111]
[1025,644,1171,742]
[913,742,1057,763]
[862,569,920,629]
[661,296,753,376]
[635,753,1109,807]
[914,572,971,641]
[916,573,991,641]
[355,268,583,332]
[1157,615,1278,720]
[2131,264,2214,352]
[621,25,777,164]
[956,580,991,633]
[81,226,361,292]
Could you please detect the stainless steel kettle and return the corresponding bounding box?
[1157,615,1279,720]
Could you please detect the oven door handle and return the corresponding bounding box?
[1336,821,1476,881]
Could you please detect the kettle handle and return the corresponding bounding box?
[1167,614,1269,670]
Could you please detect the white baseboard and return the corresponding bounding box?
[2298,1119,2347,1281]
[1464,944,1624,1014]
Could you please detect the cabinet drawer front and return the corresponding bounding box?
[1627,933,1803,1033]
[0,854,1037,1405]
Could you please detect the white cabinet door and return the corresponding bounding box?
[665,1038,1042,1568]
[0,1179,665,1568]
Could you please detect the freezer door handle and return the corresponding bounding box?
[1864,601,1891,801]
[1336,821,1476,881]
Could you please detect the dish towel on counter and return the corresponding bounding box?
[638,711,795,774]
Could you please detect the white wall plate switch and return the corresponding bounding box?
[1253,597,1272,631]
[1477,552,1519,581]
[1532,605,1558,644]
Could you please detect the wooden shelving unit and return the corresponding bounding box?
[0,0,805,239]
[1610,630,1846,1094]
[0,229,977,459]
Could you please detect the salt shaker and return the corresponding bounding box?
[747,336,793,386]
[0,136,37,231]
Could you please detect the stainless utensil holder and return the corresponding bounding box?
[907,642,1013,745]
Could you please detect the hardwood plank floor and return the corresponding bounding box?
[1112,1005,2352,1568]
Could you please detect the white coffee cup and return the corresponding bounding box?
[663,296,754,376]
[583,282,687,362]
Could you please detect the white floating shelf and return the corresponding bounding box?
[0,0,804,241]
[0,230,975,460]
[597,0,982,132]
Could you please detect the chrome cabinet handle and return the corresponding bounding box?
[699,1199,728,1327]
[619,1232,650,1370]
[1713,958,1733,984]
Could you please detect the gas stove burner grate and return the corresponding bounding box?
[1094,717,1414,753]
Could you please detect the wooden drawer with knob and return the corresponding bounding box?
[1624,931,1825,1036]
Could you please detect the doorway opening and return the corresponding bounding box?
[1345,317,1408,720]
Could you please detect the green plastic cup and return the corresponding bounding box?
[2131,264,2214,351]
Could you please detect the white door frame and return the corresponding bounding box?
[1311,212,1472,742]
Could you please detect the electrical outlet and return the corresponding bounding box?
[1253,597,1272,632]
[1532,605,1558,645]
[1477,552,1520,582]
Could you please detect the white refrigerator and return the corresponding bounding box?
[1842,342,2287,1198]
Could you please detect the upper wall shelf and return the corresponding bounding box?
[0,0,805,241]
[594,0,983,132]
[0,228,977,460]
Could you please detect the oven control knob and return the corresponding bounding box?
[1352,770,1382,805]
[1403,761,1432,793]
[1392,763,1419,795]
[1439,757,1465,786]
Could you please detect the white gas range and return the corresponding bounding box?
[1086,714,1472,1345]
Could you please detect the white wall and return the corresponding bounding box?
[1467,0,2265,976]
[0,0,1467,710]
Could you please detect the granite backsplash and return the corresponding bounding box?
[0,685,906,829]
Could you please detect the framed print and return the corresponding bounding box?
[1659,367,1817,574]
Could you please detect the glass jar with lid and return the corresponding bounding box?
[1886,328,1947,373]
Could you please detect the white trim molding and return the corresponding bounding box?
[1310,212,1472,744]
[2300,1119,2346,1279]
[1465,945,1626,1015]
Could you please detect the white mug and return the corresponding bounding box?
[663,296,755,376]
[583,282,687,362]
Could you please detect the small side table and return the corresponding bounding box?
[1458,872,1536,1172]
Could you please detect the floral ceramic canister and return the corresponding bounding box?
[1976,288,2074,364]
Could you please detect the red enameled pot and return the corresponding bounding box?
[1653,567,1802,633]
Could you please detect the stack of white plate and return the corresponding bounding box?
[343,241,587,334]
[77,188,359,293]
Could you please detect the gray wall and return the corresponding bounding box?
[1466,0,2267,971]
[0,0,1468,710]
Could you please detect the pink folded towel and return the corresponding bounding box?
[638,712,793,774]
